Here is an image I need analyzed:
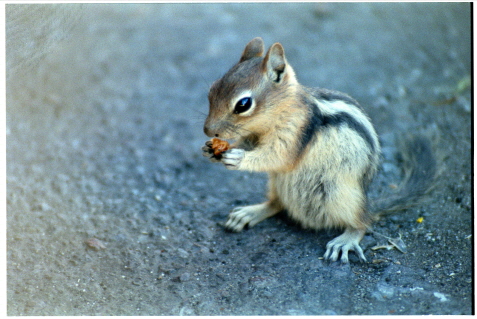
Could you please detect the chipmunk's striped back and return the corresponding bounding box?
[271,87,380,233]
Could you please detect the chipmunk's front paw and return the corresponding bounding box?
[202,141,221,163]
[222,149,244,170]
[225,203,275,232]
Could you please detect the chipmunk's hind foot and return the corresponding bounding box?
[324,228,367,263]
[225,202,279,232]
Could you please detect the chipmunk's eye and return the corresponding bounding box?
[233,97,252,114]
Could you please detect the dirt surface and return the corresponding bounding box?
[6,3,472,315]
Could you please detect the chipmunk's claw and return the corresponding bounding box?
[324,229,367,263]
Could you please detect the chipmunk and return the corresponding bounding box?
[202,37,436,263]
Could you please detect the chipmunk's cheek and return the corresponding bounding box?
[221,149,245,170]
[218,131,240,140]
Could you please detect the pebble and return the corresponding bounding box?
[433,292,448,302]
[179,272,191,282]
[85,238,106,250]
[177,248,189,258]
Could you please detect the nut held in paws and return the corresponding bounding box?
[211,138,230,156]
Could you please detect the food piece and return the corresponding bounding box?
[211,138,230,157]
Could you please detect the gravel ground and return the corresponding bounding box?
[6,3,472,315]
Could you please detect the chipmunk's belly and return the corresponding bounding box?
[274,170,331,230]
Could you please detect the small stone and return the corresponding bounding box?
[177,248,189,258]
[377,282,395,298]
[85,238,106,250]
[179,272,191,282]
[433,292,448,302]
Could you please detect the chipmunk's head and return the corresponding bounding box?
[204,37,298,139]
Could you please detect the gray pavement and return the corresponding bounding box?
[6,3,472,315]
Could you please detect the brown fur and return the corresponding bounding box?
[202,38,435,263]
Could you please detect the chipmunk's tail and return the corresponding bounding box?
[372,135,437,217]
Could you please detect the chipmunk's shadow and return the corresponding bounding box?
[272,210,342,242]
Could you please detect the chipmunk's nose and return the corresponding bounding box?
[203,125,219,138]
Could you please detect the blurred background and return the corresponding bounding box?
[6,3,471,315]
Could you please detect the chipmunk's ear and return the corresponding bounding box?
[239,37,265,63]
[262,43,287,83]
